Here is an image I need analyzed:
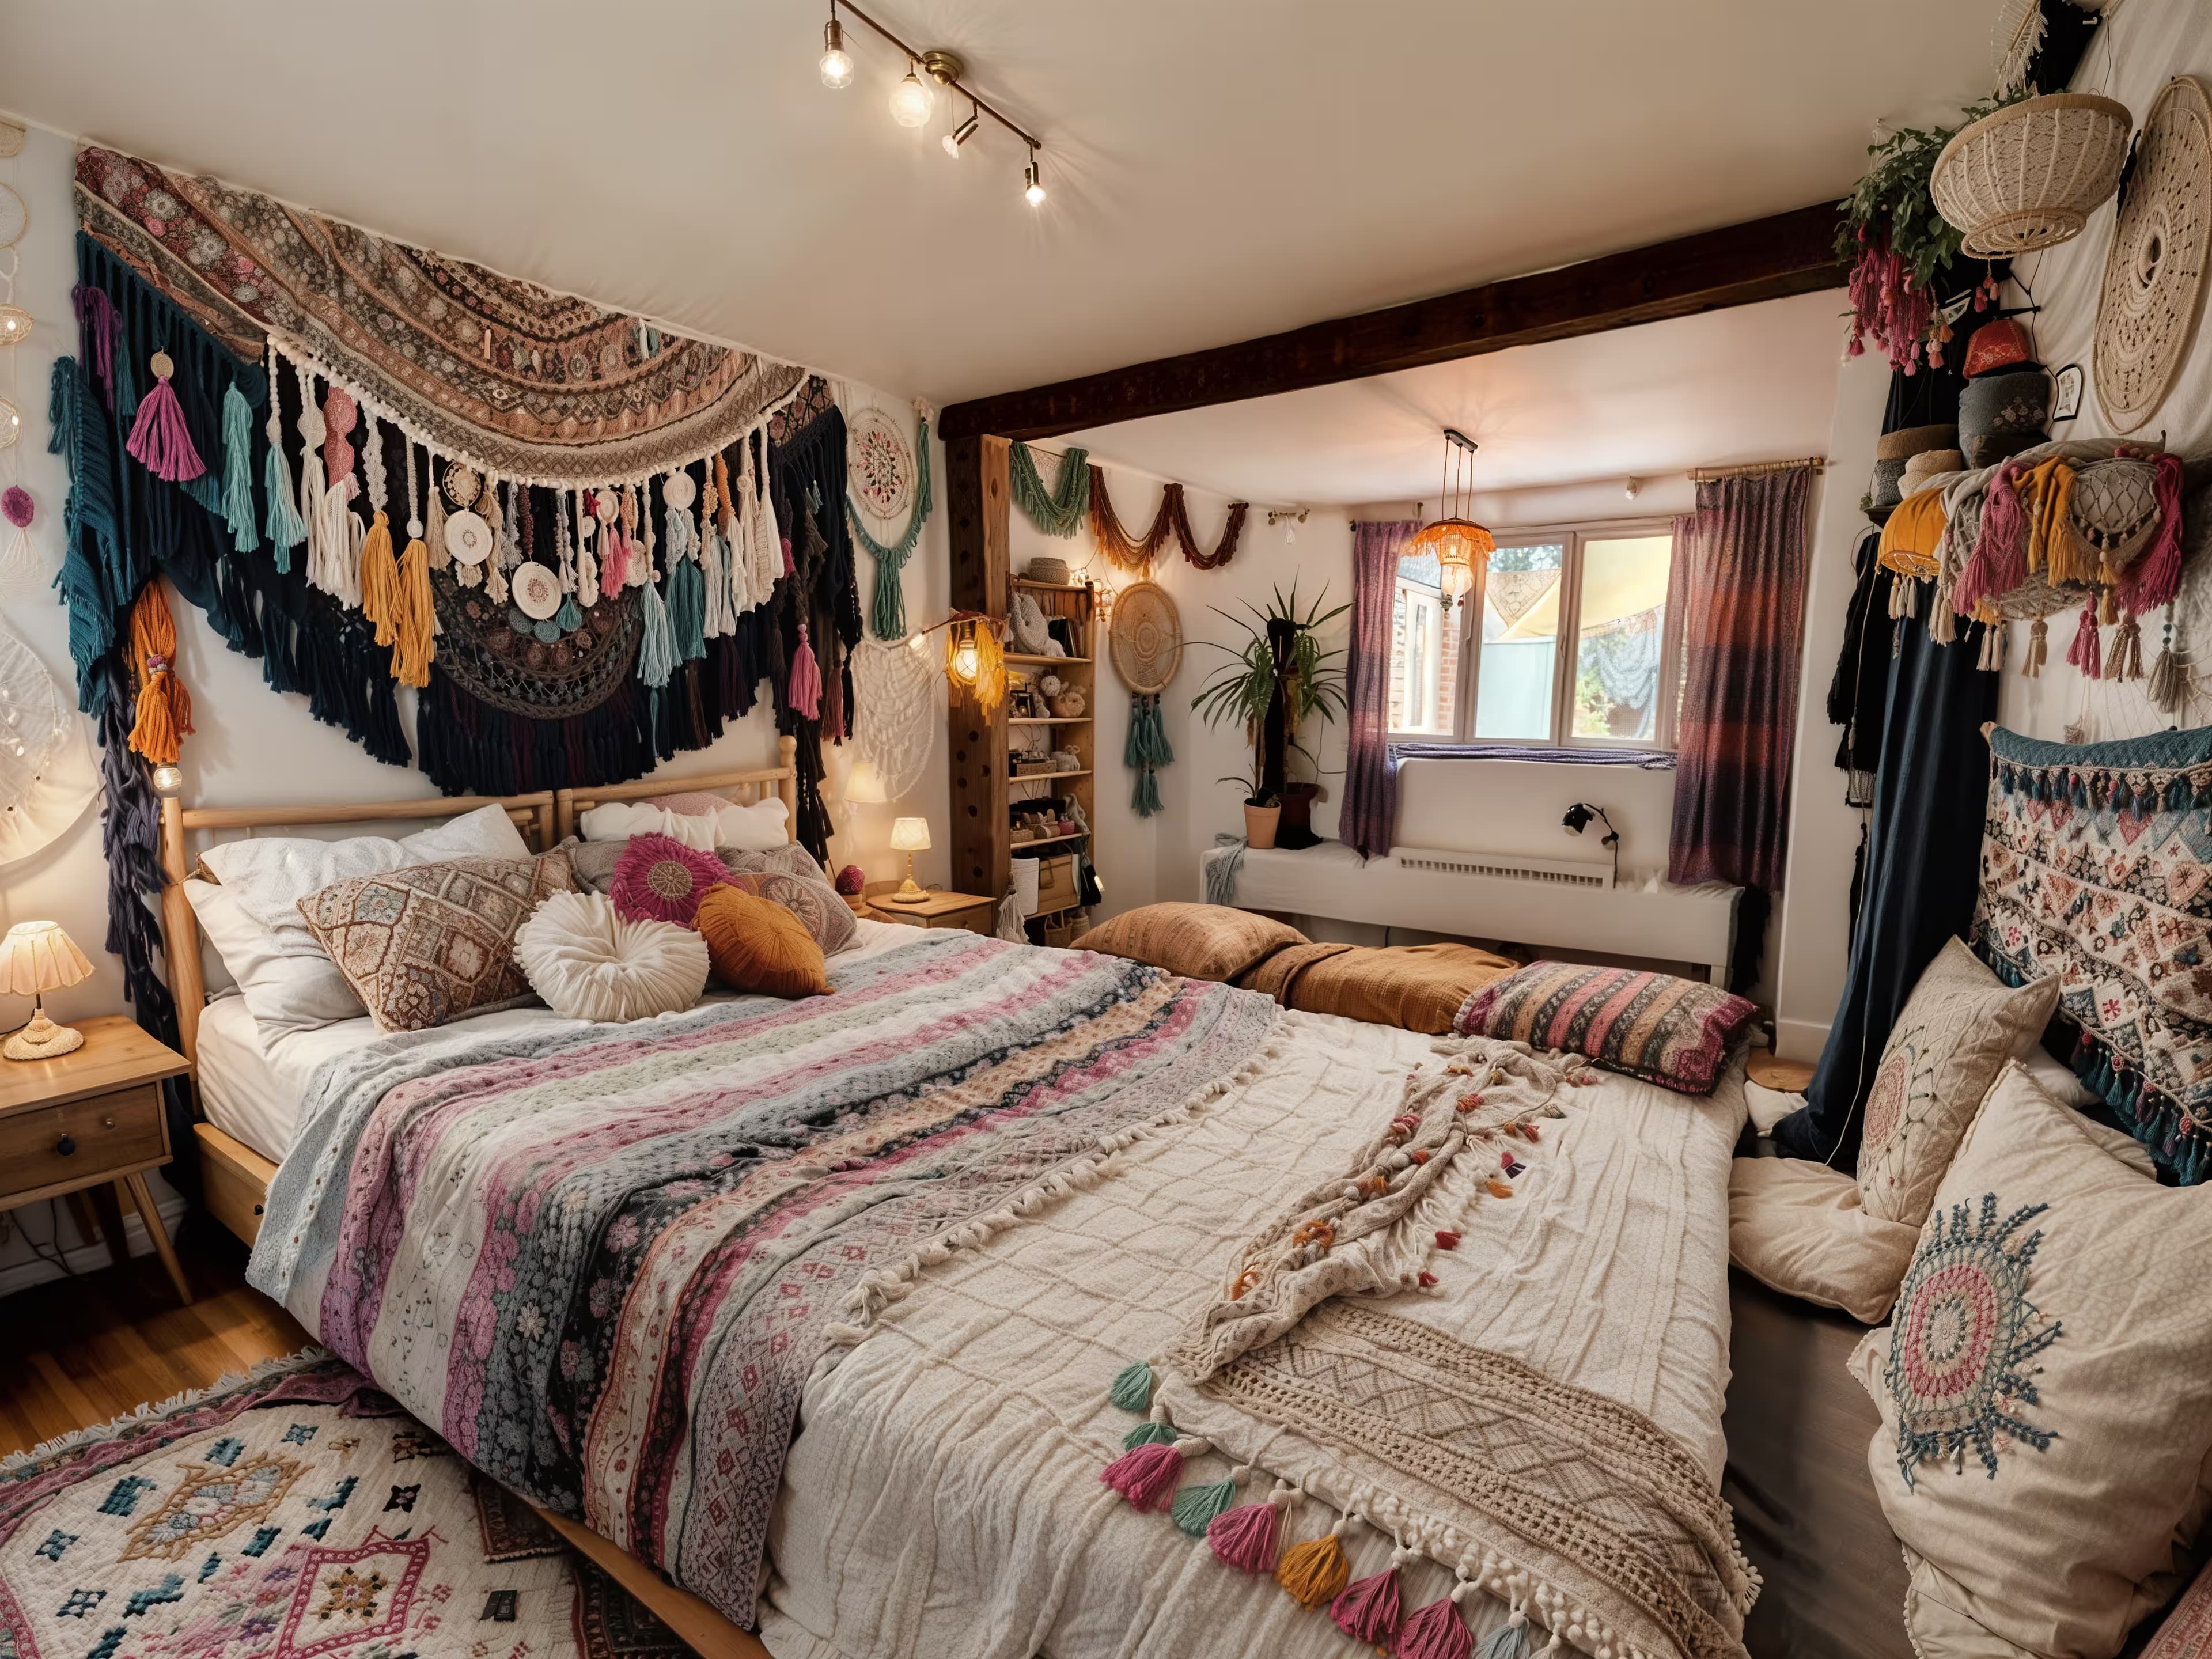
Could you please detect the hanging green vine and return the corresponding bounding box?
[1009,440,1090,536]
[845,411,933,639]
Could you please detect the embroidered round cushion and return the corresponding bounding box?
[1959,370,2051,469]
[512,890,709,1022]
[1869,457,1910,512]
[609,832,729,927]
[696,885,831,999]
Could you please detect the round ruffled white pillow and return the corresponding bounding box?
[514,890,710,1022]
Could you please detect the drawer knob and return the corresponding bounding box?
[103,1116,115,1129]
[253,1204,264,1216]
[55,1134,75,1157]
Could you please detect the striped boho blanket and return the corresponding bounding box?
[248,930,1278,1627]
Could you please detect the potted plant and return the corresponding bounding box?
[1192,583,1347,851]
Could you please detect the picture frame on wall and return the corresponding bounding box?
[2051,363,2084,422]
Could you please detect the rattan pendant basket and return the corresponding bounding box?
[1931,91,2133,257]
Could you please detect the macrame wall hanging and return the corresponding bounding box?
[1086,467,1248,571]
[52,142,867,1036]
[843,399,933,640]
[1109,580,1183,817]
[2095,77,2212,435]
[1009,440,1090,536]
[849,635,936,799]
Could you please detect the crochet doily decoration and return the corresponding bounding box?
[847,405,915,522]
[0,620,98,868]
[2096,77,2212,434]
[511,560,563,620]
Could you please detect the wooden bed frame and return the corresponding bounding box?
[151,744,800,1659]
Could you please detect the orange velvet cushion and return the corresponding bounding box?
[696,884,831,998]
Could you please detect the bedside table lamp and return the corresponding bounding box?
[3,919,94,1060]
[887,817,931,905]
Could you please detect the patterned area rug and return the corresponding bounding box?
[0,1352,693,1659]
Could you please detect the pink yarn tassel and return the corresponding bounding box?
[1395,1588,1475,1659]
[2122,453,2186,615]
[787,624,823,719]
[125,377,206,482]
[2067,603,2103,679]
[1208,1484,1290,1572]
[1331,1559,1406,1644]
[600,527,631,598]
[1100,1439,1188,1512]
[1956,460,2028,616]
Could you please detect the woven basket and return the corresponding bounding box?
[1932,92,2132,257]
[1109,580,1183,694]
[1024,556,1071,586]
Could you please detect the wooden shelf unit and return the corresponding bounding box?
[948,437,1100,919]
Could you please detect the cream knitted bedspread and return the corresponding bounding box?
[759,1012,1747,1659]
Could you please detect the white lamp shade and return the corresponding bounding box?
[2,920,93,995]
[889,817,931,853]
[844,761,889,806]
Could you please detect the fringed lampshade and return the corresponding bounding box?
[2,918,93,1060]
[944,614,1007,711]
[1411,427,1493,597]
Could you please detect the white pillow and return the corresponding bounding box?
[2017,1041,2099,1111]
[514,891,709,1022]
[184,878,366,1040]
[577,797,789,852]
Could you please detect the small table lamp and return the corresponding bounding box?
[3,919,94,1060]
[886,817,931,904]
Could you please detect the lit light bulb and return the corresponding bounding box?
[1439,555,1476,600]
[942,112,979,158]
[952,641,979,681]
[819,16,853,88]
[889,67,934,127]
[1023,159,1047,206]
[150,763,184,795]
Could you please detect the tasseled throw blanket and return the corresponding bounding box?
[1103,1039,1757,1659]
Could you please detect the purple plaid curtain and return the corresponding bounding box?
[1666,469,1813,892]
[1343,520,1417,855]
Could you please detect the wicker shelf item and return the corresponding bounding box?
[1932,92,2132,257]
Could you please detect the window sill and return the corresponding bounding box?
[1388,742,1675,770]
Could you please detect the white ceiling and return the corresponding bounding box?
[0,1,1991,409]
[1062,289,1852,509]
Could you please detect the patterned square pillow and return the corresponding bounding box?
[1854,1062,2212,1658]
[1855,937,2059,1226]
[1452,960,1755,1095]
[715,871,857,957]
[297,850,578,1033]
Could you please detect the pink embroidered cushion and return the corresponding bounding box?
[609,833,729,928]
[1453,961,1756,1095]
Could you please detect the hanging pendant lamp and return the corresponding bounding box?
[1406,427,1493,598]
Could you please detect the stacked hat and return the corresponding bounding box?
[1870,423,1957,513]
[1959,317,2049,469]
[1901,449,1967,497]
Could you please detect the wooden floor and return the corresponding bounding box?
[0,1213,311,1460]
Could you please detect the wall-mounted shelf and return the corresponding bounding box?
[1008,715,1091,726]
[1010,830,1090,851]
[1006,653,1093,665]
[1012,768,1093,782]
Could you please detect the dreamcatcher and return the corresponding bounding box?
[0,621,98,867]
[2095,77,2212,435]
[1110,580,1183,818]
[850,635,937,800]
[844,398,933,639]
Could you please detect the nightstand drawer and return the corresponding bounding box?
[0,1084,166,1199]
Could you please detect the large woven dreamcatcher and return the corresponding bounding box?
[1111,581,1183,818]
[850,635,936,800]
[0,622,98,866]
[2095,77,2212,434]
[847,406,915,521]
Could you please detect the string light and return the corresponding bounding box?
[819,10,854,88]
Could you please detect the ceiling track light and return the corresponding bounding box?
[813,0,1048,209]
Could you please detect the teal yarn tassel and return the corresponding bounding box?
[1126,693,1173,819]
[263,437,306,570]
[668,555,707,661]
[846,412,933,640]
[1108,1359,1154,1413]
[555,592,583,634]
[219,383,258,553]
[1476,1615,1531,1658]
[1008,440,1090,536]
[637,577,676,689]
[1171,1475,1240,1538]
[1122,1418,1176,1452]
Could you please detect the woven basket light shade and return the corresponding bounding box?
[1109,580,1183,694]
[1931,92,2132,257]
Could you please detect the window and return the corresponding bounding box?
[1388,522,1680,749]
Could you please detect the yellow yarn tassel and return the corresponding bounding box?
[126,578,195,766]
[1275,1531,1350,1609]
[359,510,402,647]
[392,532,436,688]
[2029,461,2080,582]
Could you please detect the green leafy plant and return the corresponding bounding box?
[1192,582,1349,806]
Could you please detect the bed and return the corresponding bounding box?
[156,758,1759,1659]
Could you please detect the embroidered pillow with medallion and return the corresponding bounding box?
[1854,1062,2212,1658]
[297,850,578,1033]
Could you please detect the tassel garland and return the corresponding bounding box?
[667,556,706,662]
[1170,1467,1245,1536]
[124,356,206,482]
[2148,620,2190,713]
[1275,1516,1352,1608]
[218,382,258,552]
[262,412,307,568]
[1331,1544,1414,1645]
[1207,1479,1294,1571]
[637,577,676,691]
[1976,620,2003,672]
[2067,603,2102,680]
[2025,616,2049,678]
[1395,1578,1480,1659]
[1126,692,1173,817]
[1100,1434,1209,1513]
[359,512,403,647]
[125,579,194,764]
[1475,1605,1533,1658]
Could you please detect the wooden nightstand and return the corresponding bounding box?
[863,886,999,935]
[0,1014,192,1304]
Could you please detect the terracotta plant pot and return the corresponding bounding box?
[1244,803,1281,850]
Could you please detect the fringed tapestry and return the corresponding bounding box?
[51,143,861,1074]
[1974,724,2212,1183]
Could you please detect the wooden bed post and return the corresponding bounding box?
[778,734,799,839]
[157,794,204,1071]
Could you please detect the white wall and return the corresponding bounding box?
[0,123,949,1285]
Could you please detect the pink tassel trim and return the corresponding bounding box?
[125,377,206,483]
[2067,603,2103,680]
[601,528,631,598]
[1100,1438,1196,1512]
[1395,1584,1476,1659]
[1331,1559,1407,1644]
[1208,1483,1291,1571]
[1955,458,2029,618]
[2121,452,2186,615]
[788,624,824,719]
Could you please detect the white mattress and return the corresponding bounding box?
[195,916,931,1165]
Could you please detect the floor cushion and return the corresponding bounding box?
[1071,902,1305,983]
[1454,960,1756,1094]
[514,890,709,1022]
[1729,1158,1923,1324]
[1857,937,2059,1226]
[1238,941,1516,1034]
[1851,1061,2212,1658]
[697,884,831,998]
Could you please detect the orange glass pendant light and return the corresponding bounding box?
[1406,427,1493,598]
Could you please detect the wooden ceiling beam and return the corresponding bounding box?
[939,203,1843,443]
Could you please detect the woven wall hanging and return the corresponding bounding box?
[2095,77,2212,434]
[1111,580,1182,818]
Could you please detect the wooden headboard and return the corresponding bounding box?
[554,734,800,842]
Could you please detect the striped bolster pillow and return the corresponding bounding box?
[1453,961,1756,1096]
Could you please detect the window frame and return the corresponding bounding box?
[1388,516,1683,752]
